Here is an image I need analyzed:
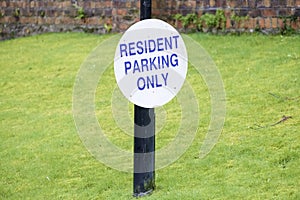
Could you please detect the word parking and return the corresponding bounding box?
[118,35,181,91]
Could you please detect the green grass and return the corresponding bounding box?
[1,33,299,199]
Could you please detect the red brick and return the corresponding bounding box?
[91,17,101,25]
[125,1,132,8]
[45,17,55,24]
[176,20,183,29]
[106,1,112,8]
[247,0,255,8]
[265,17,271,28]
[272,18,278,28]
[1,1,7,7]
[94,2,101,8]
[197,10,203,17]
[259,18,265,28]
[74,18,84,25]
[7,16,16,23]
[59,17,72,25]
[117,9,127,16]
[152,9,160,16]
[214,0,225,7]
[243,19,251,29]
[262,9,276,17]
[188,0,196,8]
[36,1,41,8]
[227,0,237,8]
[243,18,251,29]
[104,16,112,24]
[226,18,231,29]
[135,1,140,9]
[112,8,117,16]
[20,17,37,24]
[251,18,257,29]
[0,16,6,23]
[19,17,26,24]
[152,0,157,8]
[37,17,46,25]
[291,22,297,29]
[278,19,284,29]
[15,1,21,8]
[23,1,28,8]
[170,10,178,15]
[119,23,129,31]
[263,0,271,7]
[90,1,95,9]
[224,9,231,18]
[63,1,72,8]
[50,1,56,7]
[241,0,249,7]
[287,0,294,7]
[54,17,61,25]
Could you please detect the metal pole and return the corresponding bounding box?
[140,0,151,20]
[133,0,154,197]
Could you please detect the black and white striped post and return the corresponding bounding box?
[133,0,155,197]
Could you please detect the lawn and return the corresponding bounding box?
[0,33,299,199]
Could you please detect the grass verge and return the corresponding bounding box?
[1,33,299,199]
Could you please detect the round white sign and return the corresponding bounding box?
[114,19,188,108]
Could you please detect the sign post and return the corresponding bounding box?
[114,2,188,197]
[133,0,155,197]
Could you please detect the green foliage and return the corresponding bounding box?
[104,23,112,33]
[174,13,198,29]
[40,10,45,18]
[174,9,226,32]
[215,9,227,30]
[230,11,249,28]
[200,10,227,29]
[73,4,85,20]
[201,13,217,29]
[280,15,297,35]
[13,8,20,18]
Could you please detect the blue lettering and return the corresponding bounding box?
[165,37,172,50]
[157,38,164,51]
[133,60,140,74]
[144,40,148,53]
[149,57,157,71]
[137,74,168,90]
[161,55,169,68]
[128,42,136,56]
[120,44,127,57]
[141,59,148,72]
[136,41,144,55]
[148,39,156,53]
[157,56,161,69]
[120,36,180,58]
[162,73,168,86]
[146,75,155,89]
[173,35,179,49]
[155,74,162,88]
[170,54,178,67]
[137,77,145,90]
[124,61,131,75]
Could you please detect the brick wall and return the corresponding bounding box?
[0,0,299,40]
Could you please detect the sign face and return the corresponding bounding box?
[114,19,188,108]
